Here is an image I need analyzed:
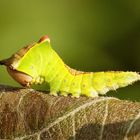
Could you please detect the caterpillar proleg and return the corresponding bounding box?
[0,35,140,98]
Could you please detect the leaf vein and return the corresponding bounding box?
[99,100,108,140]
[124,111,140,140]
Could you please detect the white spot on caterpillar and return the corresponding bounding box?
[90,88,98,97]
[30,65,34,69]
[91,91,98,97]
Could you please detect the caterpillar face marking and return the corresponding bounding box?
[0,35,140,98]
[7,67,32,87]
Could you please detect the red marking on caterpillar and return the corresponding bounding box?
[38,35,50,43]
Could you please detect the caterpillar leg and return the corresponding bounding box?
[60,91,68,97]
[50,91,58,96]
[82,91,98,98]
[81,85,98,97]
[71,92,80,98]
[60,91,80,98]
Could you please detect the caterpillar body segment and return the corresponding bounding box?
[0,35,140,98]
[91,71,140,95]
[81,73,98,97]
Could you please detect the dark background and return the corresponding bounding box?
[0,0,140,101]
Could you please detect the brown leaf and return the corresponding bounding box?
[0,85,140,140]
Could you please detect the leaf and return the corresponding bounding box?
[0,85,140,140]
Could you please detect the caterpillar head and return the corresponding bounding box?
[0,35,50,87]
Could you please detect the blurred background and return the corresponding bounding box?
[0,0,140,101]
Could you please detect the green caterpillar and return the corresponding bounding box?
[0,35,140,97]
